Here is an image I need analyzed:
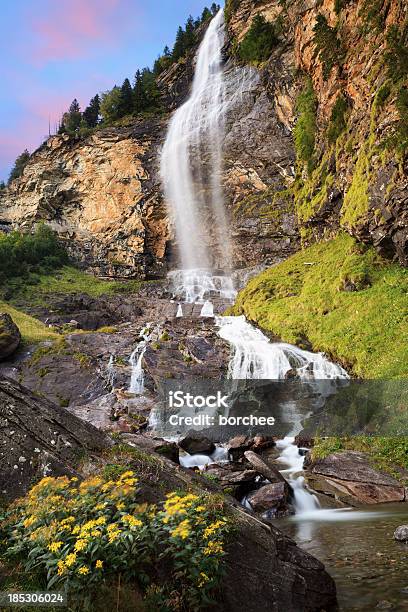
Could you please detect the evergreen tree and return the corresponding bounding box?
[211,3,220,15]
[83,94,100,128]
[118,78,134,117]
[8,150,30,184]
[153,46,173,76]
[239,15,279,63]
[184,15,196,50]
[133,69,147,112]
[172,26,186,61]
[63,98,82,134]
[201,7,212,22]
[0,181,5,190]
[140,68,160,110]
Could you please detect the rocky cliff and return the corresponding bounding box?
[227,0,407,264]
[0,0,406,275]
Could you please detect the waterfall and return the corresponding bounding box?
[129,326,151,395]
[160,9,231,274]
[216,315,349,380]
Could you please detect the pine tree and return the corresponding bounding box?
[100,87,122,123]
[211,3,220,15]
[83,94,100,128]
[63,99,82,134]
[172,26,186,61]
[8,150,30,184]
[184,16,196,50]
[133,69,146,113]
[118,78,134,117]
[140,68,160,110]
[201,7,212,22]
[0,181,5,191]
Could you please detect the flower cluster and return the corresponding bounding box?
[2,470,230,610]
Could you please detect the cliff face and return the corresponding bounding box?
[227,0,407,265]
[0,0,406,276]
[0,121,169,278]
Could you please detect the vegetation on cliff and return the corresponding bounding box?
[0,224,68,284]
[238,14,279,63]
[231,233,408,379]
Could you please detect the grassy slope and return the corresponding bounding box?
[5,266,142,307]
[0,302,59,344]
[0,266,143,344]
[231,233,408,379]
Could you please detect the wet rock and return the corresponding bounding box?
[305,451,405,505]
[203,463,258,497]
[247,482,292,517]
[394,525,408,542]
[244,451,287,486]
[227,435,252,460]
[251,435,276,452]
[120,433,179,463]
[0,313,21,360]
[294,434,314,449]
[0,375,111,501]
[179,431,215,455]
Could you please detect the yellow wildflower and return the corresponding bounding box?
[101,480,115,492]
[23,515,36,528]
[203,541,224,556]
[118,471,135,479]
[78,566,90,575]
[65,553,77,568]
[171,519,191,540]
[203,520,226,539]
[195,506,205,513]
[48,541,63,553]
[116,502,125,511]
[57,560,66,576]
[122,515,143,528]
[95,503,106,511]
[198,572,210,587]
[108,530,121,544]
[96,516,106,526]
[72,526,80,535]
[95,560,103,569]
[74,539,87,552]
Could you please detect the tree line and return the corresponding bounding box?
[3,4,220,186]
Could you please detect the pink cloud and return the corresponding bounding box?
[25,0,126,65]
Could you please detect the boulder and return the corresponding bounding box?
[179,431,215,455]
[227,435,252,460]
[0,313,21,360]
[244,450,288,486]
[0,376,111,501]
[394,525,408,542]
[203,463,258,498]
[247,482,292,517]
[305,451,405,505]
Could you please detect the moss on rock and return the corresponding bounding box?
[231,233,408,379]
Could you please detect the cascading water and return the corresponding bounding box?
[129,326,151,395]
[160,9,231,273]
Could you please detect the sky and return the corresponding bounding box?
[0,0,215,182]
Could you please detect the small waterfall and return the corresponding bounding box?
[216,315,349,380]
[200,300,214,317]
[276,437,320,515]
[169,269,236,304]
[176,304,183,318]
[129,327,151,395]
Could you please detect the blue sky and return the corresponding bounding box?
[0,0,217,181]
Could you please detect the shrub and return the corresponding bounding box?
[1,473,230,609]
[313,14,345,80]
[293,78,317,171]
[0,224,68,284]
[239,14,279,63]
[327,94,348,143]
[385,23,408,84]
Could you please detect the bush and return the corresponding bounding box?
[1,473,230,609]
[385,23,408,84]
[0,224,68,284]
[327,94,348,143]
[239,14,279,63]
[313,14,345,80]
[293,78,317,171]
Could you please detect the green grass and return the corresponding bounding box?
[4,266,143,307]
[0,302,60,344]
[231,233,408,379]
